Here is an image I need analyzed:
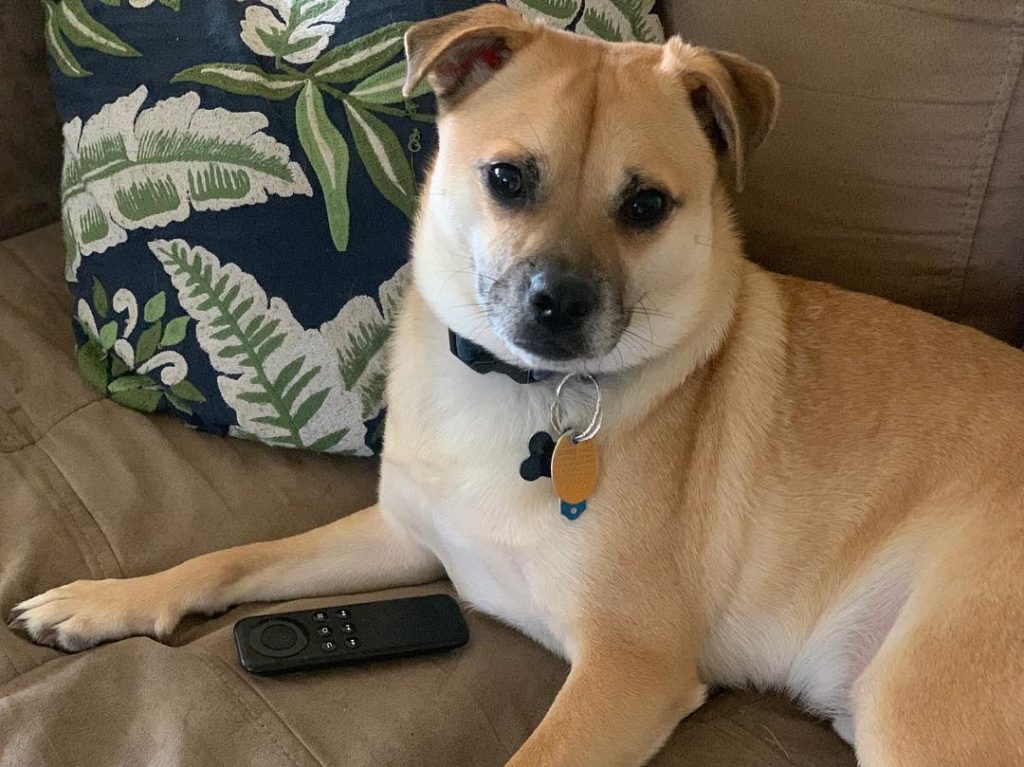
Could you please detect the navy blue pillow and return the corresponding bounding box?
[44,0,663,456]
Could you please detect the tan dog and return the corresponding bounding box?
[11,6,1024,765]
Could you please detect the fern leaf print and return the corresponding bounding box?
[150,239,370,455]
[62,86,312,280]
[320,263,410,422]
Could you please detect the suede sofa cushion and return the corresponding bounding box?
[664,0,1024,346]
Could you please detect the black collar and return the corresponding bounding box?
[448,330,553,384]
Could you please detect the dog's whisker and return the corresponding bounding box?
[633,296,658,350]
[620,326,672,355]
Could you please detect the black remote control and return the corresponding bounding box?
[234,594,469,675]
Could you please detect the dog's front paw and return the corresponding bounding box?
[8,577,181,652]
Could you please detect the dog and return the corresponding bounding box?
[11,6,1024,765]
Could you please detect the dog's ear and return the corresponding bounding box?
[662,37,780,191]
[402,5,534,106]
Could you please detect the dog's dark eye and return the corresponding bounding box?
[487,163,524,199]
[621,188,669,228]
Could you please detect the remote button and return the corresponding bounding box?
[248,619,308,658]
[312,611,328,623]
[321,641,336,652]
[335,608,350,619]
[316,625,332,637]
[345,637,359,648]
[340,623,355,633]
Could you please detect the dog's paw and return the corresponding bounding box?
[7,577,180,652]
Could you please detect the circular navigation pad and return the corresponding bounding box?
[248,619,308,658]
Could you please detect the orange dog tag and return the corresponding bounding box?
[551,434,599,519]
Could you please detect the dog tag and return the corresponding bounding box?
[560,500,587,521]
[520,431,556,481]
[551,433,599,521]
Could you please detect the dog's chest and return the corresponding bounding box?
[381,383,591,659]
[432,508,573,656]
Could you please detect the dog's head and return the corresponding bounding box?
[404,5,778,373]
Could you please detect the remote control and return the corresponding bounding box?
[234,594,469,675]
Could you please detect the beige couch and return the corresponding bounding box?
[1,2,1021,765]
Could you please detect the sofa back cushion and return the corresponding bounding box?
[664,0,1024,346]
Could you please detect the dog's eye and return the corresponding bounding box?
[621,188,669,228]
[487,163,524,200]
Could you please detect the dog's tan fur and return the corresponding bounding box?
[12,7,1024,765]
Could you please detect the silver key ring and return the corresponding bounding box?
[550,373,602,443]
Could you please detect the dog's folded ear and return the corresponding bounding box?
[662,38,780,191]
[403,5,535,106]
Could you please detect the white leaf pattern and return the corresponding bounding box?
[151,238,375,455]
[320,263,410,422]
[62,86,312,280]
[240,0,350,65]
[505,0,664,42]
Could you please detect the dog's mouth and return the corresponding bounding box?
[510,332,590,362]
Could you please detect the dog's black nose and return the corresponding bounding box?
[525,268,598,333]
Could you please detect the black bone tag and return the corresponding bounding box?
[519,431,556,481]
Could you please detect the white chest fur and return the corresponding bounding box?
[381,454,578,657]
[380,304,601,660]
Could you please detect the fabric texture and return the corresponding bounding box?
[0,2,62,240]
[44,0,664,457]
[0,223,856,766]
[663,0,1024,346]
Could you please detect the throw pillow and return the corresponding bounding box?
[44,0,663,456]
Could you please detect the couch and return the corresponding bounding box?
[1,2,1021,765]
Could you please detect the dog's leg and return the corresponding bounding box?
[505,646,707,767]
[9,505,443,652]
[851,532,1024,767]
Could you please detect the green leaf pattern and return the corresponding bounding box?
[57,0,140,57]
[320,262,410,421]
[150,238,389,455]
[350,61,430,104]
[240,0,350,65]
[506,0,664,42]
[61,86,312,280]
[344,101,416,218]
[75,280,204,415]
[295,82,351,250]
[43,0,91,78]
[306,21,407,84]
[510,0,578,21]
[175,19,420,252]
[170,64,305,100]
[40,0,171,79]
